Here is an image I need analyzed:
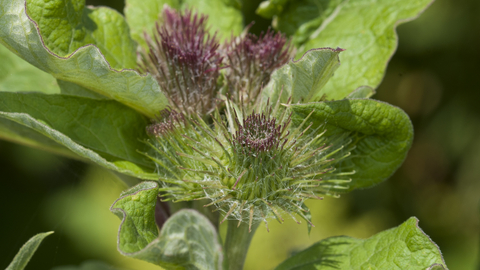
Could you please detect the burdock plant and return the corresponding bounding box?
[0,0,448,269]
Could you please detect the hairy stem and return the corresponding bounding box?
[224,219,259,270]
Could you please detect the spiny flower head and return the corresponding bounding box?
[144,99,355,232]
[233,112,285,154]
[225,27,293,106]
[139,7,293,116]
[139,7,223,115]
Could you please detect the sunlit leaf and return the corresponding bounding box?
[0,0,168,117]
[262,48,342,103]
[275,217,447,270]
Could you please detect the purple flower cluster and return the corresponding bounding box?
[233,113,287,155]
[139,7,223,115]
[140,8,293,115]
[225,27,292,105]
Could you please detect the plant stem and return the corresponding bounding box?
[224,219,259,270]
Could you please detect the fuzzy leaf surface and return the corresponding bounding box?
[262,48,342,103]
[291,99,413,190]
[6,232,53,270]
[0,44,58,93]
[296,0,434,99]
[0,0,168,117]
[26,0,137,70]
[0,92,158,179]
[275,217,447,270]
[125,0,243,48]
[110,181,223,270]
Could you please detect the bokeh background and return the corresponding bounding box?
[1,0,479,269]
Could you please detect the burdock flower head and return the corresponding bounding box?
[141,7,354,231]
[145,101,354,231]
[139,6,293,116]
[139,7,223,115]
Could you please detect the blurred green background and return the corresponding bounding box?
[1,0,479,269]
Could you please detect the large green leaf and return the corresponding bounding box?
[290,99,413,191]
[298,0,434,99]
[0,44,58,93]
[125,0,243,48]
[6,232,53,270]
[259,0,434,100]
[275,217,447,270]
[0,0,168,117]
[262,48,342,103]
[0,92,158,179]
[26,0,137,70]
[110,181,223,270]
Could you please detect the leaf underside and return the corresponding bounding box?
[110,181,223,270]
[0,92,158,179]
[291,99,413,191]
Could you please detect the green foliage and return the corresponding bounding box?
[290,99,413,190]
[0,45,58,93]
[26,0,137,69]
[110,182,223,270]
[0,0,444,268]
[0,92,158,179]
[275,217,446,270]
[125,0,243,48]
[262,48,342,103]
[258,0,434,100]
[6,232,53,270]
[0,0,168,117]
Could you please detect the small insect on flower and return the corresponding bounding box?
[144,97,356,232]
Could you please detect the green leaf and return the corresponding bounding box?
[52,261,123,270]
[290,99,413,191]
[262,48,342,103]
[57,80,109,99]
[0,117,80,159]
[275,217,447,270]
[125,0,243,48]
[0,92,158,179]
[258,0,345,46]
[26,0,137,70]
[0,0,168,117]
[296,0,434,99]
[110,181,223,269]
[0,44,58,93]
[346,85,376,99]
[6,232,53,270]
